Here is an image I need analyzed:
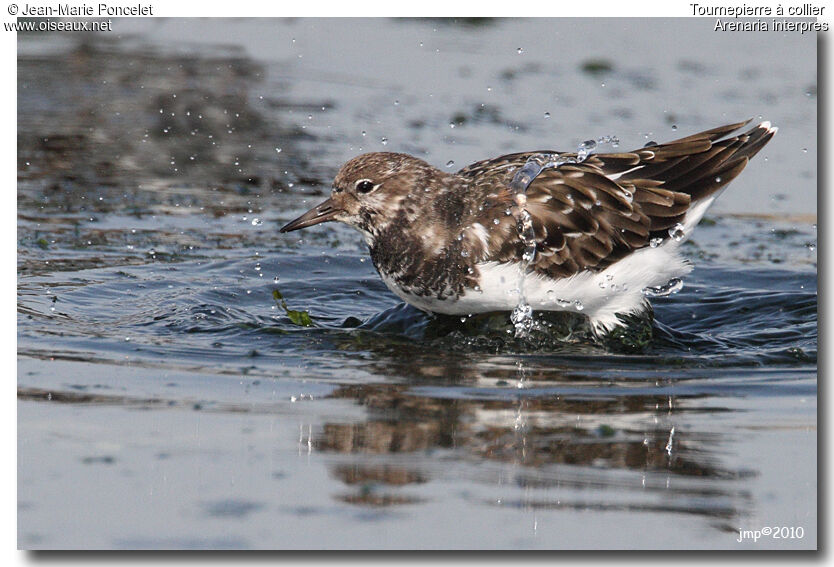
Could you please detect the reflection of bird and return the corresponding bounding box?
[281,121,776,333]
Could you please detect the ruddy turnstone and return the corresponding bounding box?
[281,120,776,334]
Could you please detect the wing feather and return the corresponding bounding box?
[457,120,775,279]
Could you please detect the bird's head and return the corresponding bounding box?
[280,152,447,243]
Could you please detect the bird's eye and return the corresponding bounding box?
[355,179,376,194]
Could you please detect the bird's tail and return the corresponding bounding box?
[623,119,778,204]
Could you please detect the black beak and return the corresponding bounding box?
[280,198,342,233]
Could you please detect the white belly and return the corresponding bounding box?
[379,242,691,332]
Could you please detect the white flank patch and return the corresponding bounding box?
[384,242,692,333]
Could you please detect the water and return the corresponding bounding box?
[17,19,816,550]
[508,159,543,337]
[642,277,684,298]
[507,135,620,338]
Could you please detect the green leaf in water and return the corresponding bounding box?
[286,309,313,327]
[273,288,314,327]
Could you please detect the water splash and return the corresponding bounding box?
[508,160,543,337]
[507,135,619,337]
[668,223,686,241]
[642,277,683,297]
[576,135,619,159]
[665,426,676,456]
[576,140,596,162]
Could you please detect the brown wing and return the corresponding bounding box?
[458,120,776,279]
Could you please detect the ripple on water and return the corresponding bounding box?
[18,249,817,373]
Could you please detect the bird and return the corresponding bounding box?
[280,120,776,335]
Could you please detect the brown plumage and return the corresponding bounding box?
[455,119,775,279]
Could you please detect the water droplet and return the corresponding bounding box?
[668,223,685,241]
[446,160,455,168]
[394,100,399,106]
[573,300,584,311]
[576,139,597,162]
[650,237,663,248]
[493,218,500,225]
[380,137,388,145]
[807,243,817,251]
[275,148,282,154]
[802,148,808,153]
[273,276,280,283]
[516,47,524,54]
[251,218,263,226]
[714,176,722,183]
[671,124,678,130]
[544,112,551,119]
[361,131,366,137]
[511,303,533,335]
[642,277,684,297]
